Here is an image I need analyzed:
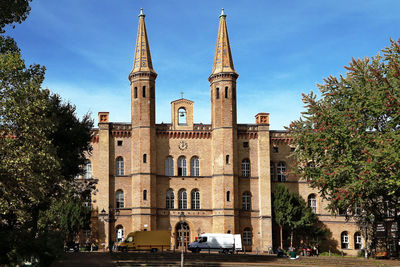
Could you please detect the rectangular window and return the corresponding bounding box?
[273,147,278,153]
[142,86,146,98]
[117,140,123,146]
[216,88,219,99]
[225,87,228,98]
[243,142,249,148]
[134,87,138,98]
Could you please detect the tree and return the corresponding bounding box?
[0,36,94,266]
[273,184,318,249]
[288,39,400,252]
[0,0,33,32]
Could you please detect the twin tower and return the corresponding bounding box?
[95,8,272,251]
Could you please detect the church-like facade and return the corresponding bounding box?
[83,9,361,255]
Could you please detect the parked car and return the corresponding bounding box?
[65,242,79,252]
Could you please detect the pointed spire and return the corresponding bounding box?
[130,8,156,75]
[210,9,237,76]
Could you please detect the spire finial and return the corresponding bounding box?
[138,8,145,18]
[219,8,226,18]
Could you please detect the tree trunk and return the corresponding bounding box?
[290,229,293,248]
[280,225,283,249]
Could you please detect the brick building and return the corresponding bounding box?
[81,9,362,255]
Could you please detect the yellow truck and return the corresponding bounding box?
[117,231,170,252]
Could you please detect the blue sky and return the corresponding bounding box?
[5,0,400,129]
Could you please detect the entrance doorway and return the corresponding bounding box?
[175,222,190,250]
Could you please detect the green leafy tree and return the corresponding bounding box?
[288,39,400,252]
[0,36,94,266]
[273,184,318,249]
[0,0,32,32]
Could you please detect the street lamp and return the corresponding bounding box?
[358,209,369,259]
[99,206,120,252]
[179,212,186,267]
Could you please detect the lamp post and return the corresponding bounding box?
[359,209,369,259]
[99,206,120,253]
[179,212,186,267]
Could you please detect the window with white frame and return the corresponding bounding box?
[354,232,362,249]
[116,190,124,208]
[277,162,286,181]
[241,159,250,177]
[178,189,187,209]
[308,194,317,213]
[116,157,124,176]
[84,160,92,179]
[191,156,200,176]
[191,189,200,209]
[243,228,252,246]
[341,231,349,249]
[166,189,174,209]
[116,225,124,242]
[242,192,251,211]
[165,156,174,176]
[178,156,187,176]
[83,193,91,209]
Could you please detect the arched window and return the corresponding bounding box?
[178,107,187,125]
[116,157,124,176]
[143,154,147,163]
[341,231,349,249]
[354,232,362,249]
[116,225,124,242]
[308,194,317,213]
[178,156,187,176]
[226,191,230,202]
[134,87,138,98]
[216,87,220,99]
[277,162,286,181]
[242,192,251,211]
[226,155,229,164]
[116,190,124,208]
[225,86,228,98]
[270,162,274,181]
[190,156,200,176]
[241,159,250,177]
[142,86,146,98]
[191,189,200,209]
[178,189,187,209]
[84,160,92,179]
[166,189,174,209]
[243,228,252,246]
[165,156,174,176]
[143,190,147,201]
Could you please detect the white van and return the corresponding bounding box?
[188,233,242,254]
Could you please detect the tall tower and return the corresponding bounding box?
[209,9,239,233]
[129,8,157,231]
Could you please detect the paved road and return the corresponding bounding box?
[52,252,400,267]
